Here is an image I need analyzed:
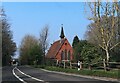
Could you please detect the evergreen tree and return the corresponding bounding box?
[81,44,102,70]
[73,40,88,61]
[1,8,16,66]
[0,8,2,66]
[72,35,79,48]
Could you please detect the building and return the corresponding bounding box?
[46,25,73,62]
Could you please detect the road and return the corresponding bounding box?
[2,66,118,83]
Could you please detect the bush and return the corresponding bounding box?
[32,65,45,69]
[46,59,57,66]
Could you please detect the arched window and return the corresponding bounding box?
[61,51,64,60]
[68,50,71,60]
[65,49,67,60]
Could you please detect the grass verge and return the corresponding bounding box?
[33,65,120,79]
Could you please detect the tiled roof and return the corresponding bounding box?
[46,38,67,59]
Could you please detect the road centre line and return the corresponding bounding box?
[12,67,27,83]
[16,67,45,82]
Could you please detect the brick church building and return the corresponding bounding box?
[46,25,73,62]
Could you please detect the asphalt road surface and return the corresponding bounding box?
[2,66,119,83]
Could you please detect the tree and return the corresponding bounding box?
[111,1,120,62]
[73,40,88,61]
[85,1,120,67]
[0,7,2,66]
[81,43,102,70]
[1,8,16,66]
[72,35,79,49]
[39,25,49,65]
[72,36,79,61]
[110,45,120,62]
[19,34,43,65]
[28,44,43,65]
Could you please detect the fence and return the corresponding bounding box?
[45,59,120,70]
[71,62,120,70]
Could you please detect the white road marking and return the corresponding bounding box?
[16,67,45,82]
[12,67,27,83]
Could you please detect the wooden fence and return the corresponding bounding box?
[46,59,120,70]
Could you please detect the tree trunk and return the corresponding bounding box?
[105,49,109,67]
[88,64,91,70]
[43,47,46,65]
[103,59,106,71]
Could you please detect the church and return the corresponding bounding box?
[46,25,73,62]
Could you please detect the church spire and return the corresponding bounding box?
[60,24,65,39]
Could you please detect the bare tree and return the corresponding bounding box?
[39,25,49,65]
[85,1,120,67]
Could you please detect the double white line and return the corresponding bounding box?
[12,67,45,83]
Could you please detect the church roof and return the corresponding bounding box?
[46,38,67,59]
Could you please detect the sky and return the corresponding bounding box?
[2,2,91,57]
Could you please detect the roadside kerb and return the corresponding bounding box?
[40,68,119,82]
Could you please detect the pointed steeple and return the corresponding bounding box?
[60,24,65,39]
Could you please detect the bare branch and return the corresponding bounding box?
[110,42,120,50]
[99,44,105,50]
